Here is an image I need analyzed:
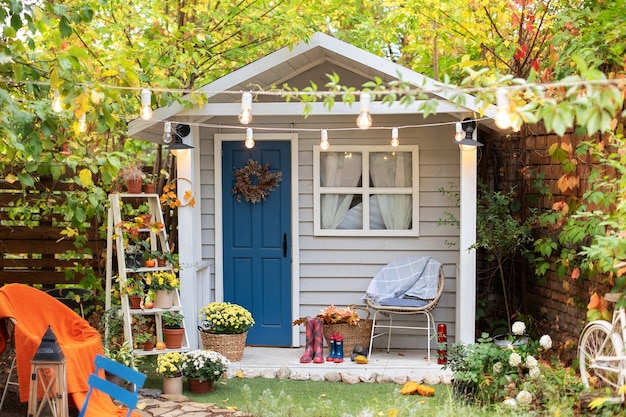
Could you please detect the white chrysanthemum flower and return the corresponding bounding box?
[516,390,533,404]
[540,334,552,350]
[529,366,541,379]
[509,352,522,367]
[512,321,526,335]
[525,355,538,368]
[493,362,503,374]
[503,398,517,408]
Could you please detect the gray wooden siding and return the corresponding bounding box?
[198,113,461,349]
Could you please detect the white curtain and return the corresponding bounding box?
[370,152,412,229]
[320,152,362,229]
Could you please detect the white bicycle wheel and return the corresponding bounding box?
[579,321,624,391]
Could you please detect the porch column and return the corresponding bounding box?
[176,124,201,349]
[456,134,478,345]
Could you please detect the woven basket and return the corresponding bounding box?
[322,306,372,355]
[199,331,247,362]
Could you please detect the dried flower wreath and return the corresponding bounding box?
[232,159,283,203]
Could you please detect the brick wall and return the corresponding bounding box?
[478,124,605,364]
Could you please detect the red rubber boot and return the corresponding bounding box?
[299,318,315,363]
[312,317,325,363]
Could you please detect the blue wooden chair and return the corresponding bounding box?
[78,354,146,417]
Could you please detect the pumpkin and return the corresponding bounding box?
[400,382,435,397]
[354,355,368,364]
[145,259,156,268]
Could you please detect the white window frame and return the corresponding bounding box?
[313,145,419,237]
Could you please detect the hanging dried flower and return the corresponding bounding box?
[231,159,282,203]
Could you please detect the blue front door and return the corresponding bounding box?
[222,141,292,346]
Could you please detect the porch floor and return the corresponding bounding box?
[227,346,450,382]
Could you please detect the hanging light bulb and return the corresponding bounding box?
[78,114,87,133]
[455,122,464,142]
[391,128,399,147]
[320,129,330,150]
[162,121,173,144]
[494,88,511,130]
[245,127,255,148]
[51,89,63,113]
[140,88,153,120]
[356,93,372,129]
[239,92,253,125]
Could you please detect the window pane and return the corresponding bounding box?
[322,194,362,229]
[320,152,362,187]
[370,152,412,187]
[372,195,412,229]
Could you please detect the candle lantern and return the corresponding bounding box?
[27,326,68,417]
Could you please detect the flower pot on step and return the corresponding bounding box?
[163,327,185,349]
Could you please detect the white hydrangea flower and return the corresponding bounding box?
[509,352,522,367]
[503,398,517,408]
[525,355,538,368]
[529,366,541,379]
[516,390,533,405]
[512,321,526,335]
[493,362,503,374]
[540,334,552,350]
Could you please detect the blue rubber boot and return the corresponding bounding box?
[333,334,344,363]
[326,333,337,362]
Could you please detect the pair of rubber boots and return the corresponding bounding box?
[300,317,325,363]
[326,332,344,363]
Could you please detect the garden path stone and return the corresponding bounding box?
[324,371,341,382]
[276,366,291,379]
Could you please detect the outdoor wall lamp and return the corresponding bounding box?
[454,117,483,150]
[167,124,194,155]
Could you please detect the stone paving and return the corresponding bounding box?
[134,392,251,417]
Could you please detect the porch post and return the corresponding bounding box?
[456,133,478,345]
[176,124,201,349]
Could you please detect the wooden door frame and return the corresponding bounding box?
[214,133,300,347]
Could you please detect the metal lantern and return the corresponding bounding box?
[27,326,68,417]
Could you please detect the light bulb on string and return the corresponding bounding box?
[494,88,511,130]
[140,88,153,120]
[51,89,63,112]
[455,122,464,142]
[162,121,173,144]
[320,129,330,150]
[78,114,87,133]
[245,127,255,148]
[391,128,399,147]
[239,92,253,125]
[356,93,372,129]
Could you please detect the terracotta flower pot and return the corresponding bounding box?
[128,295,142,309]
[125,178,143,194]
[163,327,185,349]
[188,378,214,393]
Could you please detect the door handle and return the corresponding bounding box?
[282,233,287,258]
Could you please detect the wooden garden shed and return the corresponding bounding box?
[128,32,497,351]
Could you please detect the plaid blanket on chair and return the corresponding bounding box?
[362,256,442,305]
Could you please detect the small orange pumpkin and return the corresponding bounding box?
[145,259,156,268]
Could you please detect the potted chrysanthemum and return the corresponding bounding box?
[181,350,230,393]
[144,271,179,308]
[198,302,254,361]
[157,352,186,394]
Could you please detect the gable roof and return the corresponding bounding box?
[129,32,495,141]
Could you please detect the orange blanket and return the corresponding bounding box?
[0,284,138,416]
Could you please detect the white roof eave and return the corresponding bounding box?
[128,32,497,140]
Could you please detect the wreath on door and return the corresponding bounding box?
[232,159,283,203]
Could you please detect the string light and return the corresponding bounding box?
[140,88,153,120]
[391,128,399,147]
[239,92,253,125]
[245,127,254,148]
[494,88,512,130]
[78,114,87,132]
[455,122,464,142]
[320,129,330,150]
[162,121,173,144]
[51,89,63,112]
[356,93,372,129]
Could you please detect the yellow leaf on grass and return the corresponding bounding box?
[588,397,606,410]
